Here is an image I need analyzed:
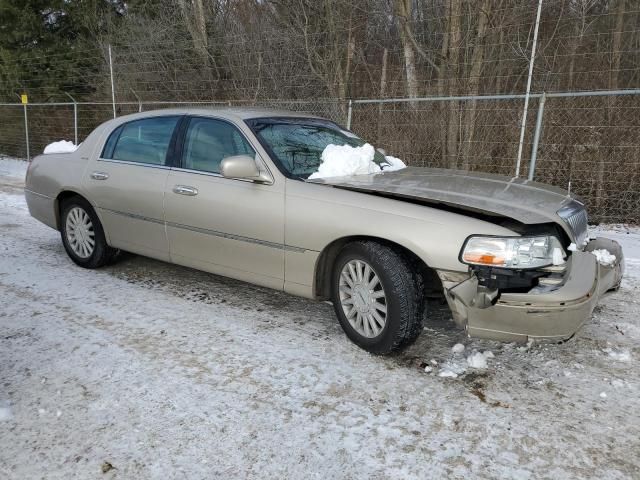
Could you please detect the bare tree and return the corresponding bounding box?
[176,0,210,65]
[567,0,599,90]
[444,0,463,168]
[396,0,419,101]
[461,0,492,168]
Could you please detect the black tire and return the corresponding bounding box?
[398,261,426,348]
[60,196,118,268]
[331,241,425,355]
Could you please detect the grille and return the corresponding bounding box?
[557,202,589,246]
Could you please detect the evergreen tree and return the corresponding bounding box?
[0,0,124,101]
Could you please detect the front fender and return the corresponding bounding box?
[285,180,516,272]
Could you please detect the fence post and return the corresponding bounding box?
[346,99,353,130]
[73,102,78,144]
[528,92,546,181]
[23,103,30,161]
[64,92,78,145]
[108,44,116,118]
[515,0,543,177]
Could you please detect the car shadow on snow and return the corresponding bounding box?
[102,252,503,376]
[105,251,340,331]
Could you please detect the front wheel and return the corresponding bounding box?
[331,241,425,355]
[60,196,118,268]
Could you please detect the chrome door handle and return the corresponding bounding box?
[90,171,109,180]
[173,185,198,196]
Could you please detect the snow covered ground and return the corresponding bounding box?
[1,158,639,479]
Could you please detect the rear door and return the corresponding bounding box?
[86,115,181,261]
[164,115,285,289]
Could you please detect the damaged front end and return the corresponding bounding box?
[438,237,625,343]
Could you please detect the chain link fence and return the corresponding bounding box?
[347,90,640,223]
[1,90,639,223]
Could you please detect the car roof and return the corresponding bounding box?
[110,107,326,124]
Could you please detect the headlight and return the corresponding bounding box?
[460,235,565,269]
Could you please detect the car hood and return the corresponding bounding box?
[307,167,578,225]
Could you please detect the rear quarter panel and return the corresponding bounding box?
[24,152,91,230]
[25,122,112,229]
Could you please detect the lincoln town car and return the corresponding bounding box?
[24,109,624,354]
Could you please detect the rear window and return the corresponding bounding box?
[102,116,180,165]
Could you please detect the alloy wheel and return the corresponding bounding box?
[338,259,387,338]
[65,206,95,258]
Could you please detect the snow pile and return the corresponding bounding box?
[466,350,495,369]
[0,406,13,421]
[437,346,495,377]
[438,362,467,378]
[552,247,565,265]
[43,140,78,154]
[604,347,631,362]
[309,144,379,179]
[380,155,406,172]
[590,249,616,267]
[308,143,406,179]
[0,157,28,179]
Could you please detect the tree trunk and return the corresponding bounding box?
[194,0,208,54]
[609,0,625,92]
[598,0,626,211]
[396,0,419,102]
[567,15,586,90]
[176,0,210,66]
[335,14,356,117]
[461,0,491,169]
[377,48,388,143]
[446,0,463,168]
[495,26,504,93]
[438,0,450,166]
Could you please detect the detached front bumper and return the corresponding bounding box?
[440,237,624,343]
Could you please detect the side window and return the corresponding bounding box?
[103,116,179,165]
[101,126,121,159]
[182,117,255,174]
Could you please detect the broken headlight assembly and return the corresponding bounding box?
[459,235,566,270]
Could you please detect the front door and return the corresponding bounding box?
[86,115,181,261]
[164,116,285,289]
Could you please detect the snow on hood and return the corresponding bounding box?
[43,140,79,154]
[308,143,406,179]
[382,155,406,172]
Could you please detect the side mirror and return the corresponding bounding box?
[221,155,272,184]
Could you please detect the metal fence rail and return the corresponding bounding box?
[1,90,639,223]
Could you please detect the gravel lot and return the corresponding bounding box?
[1,160,639,479]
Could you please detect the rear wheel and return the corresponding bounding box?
[331,241,425,354]
[60,196,118,268]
